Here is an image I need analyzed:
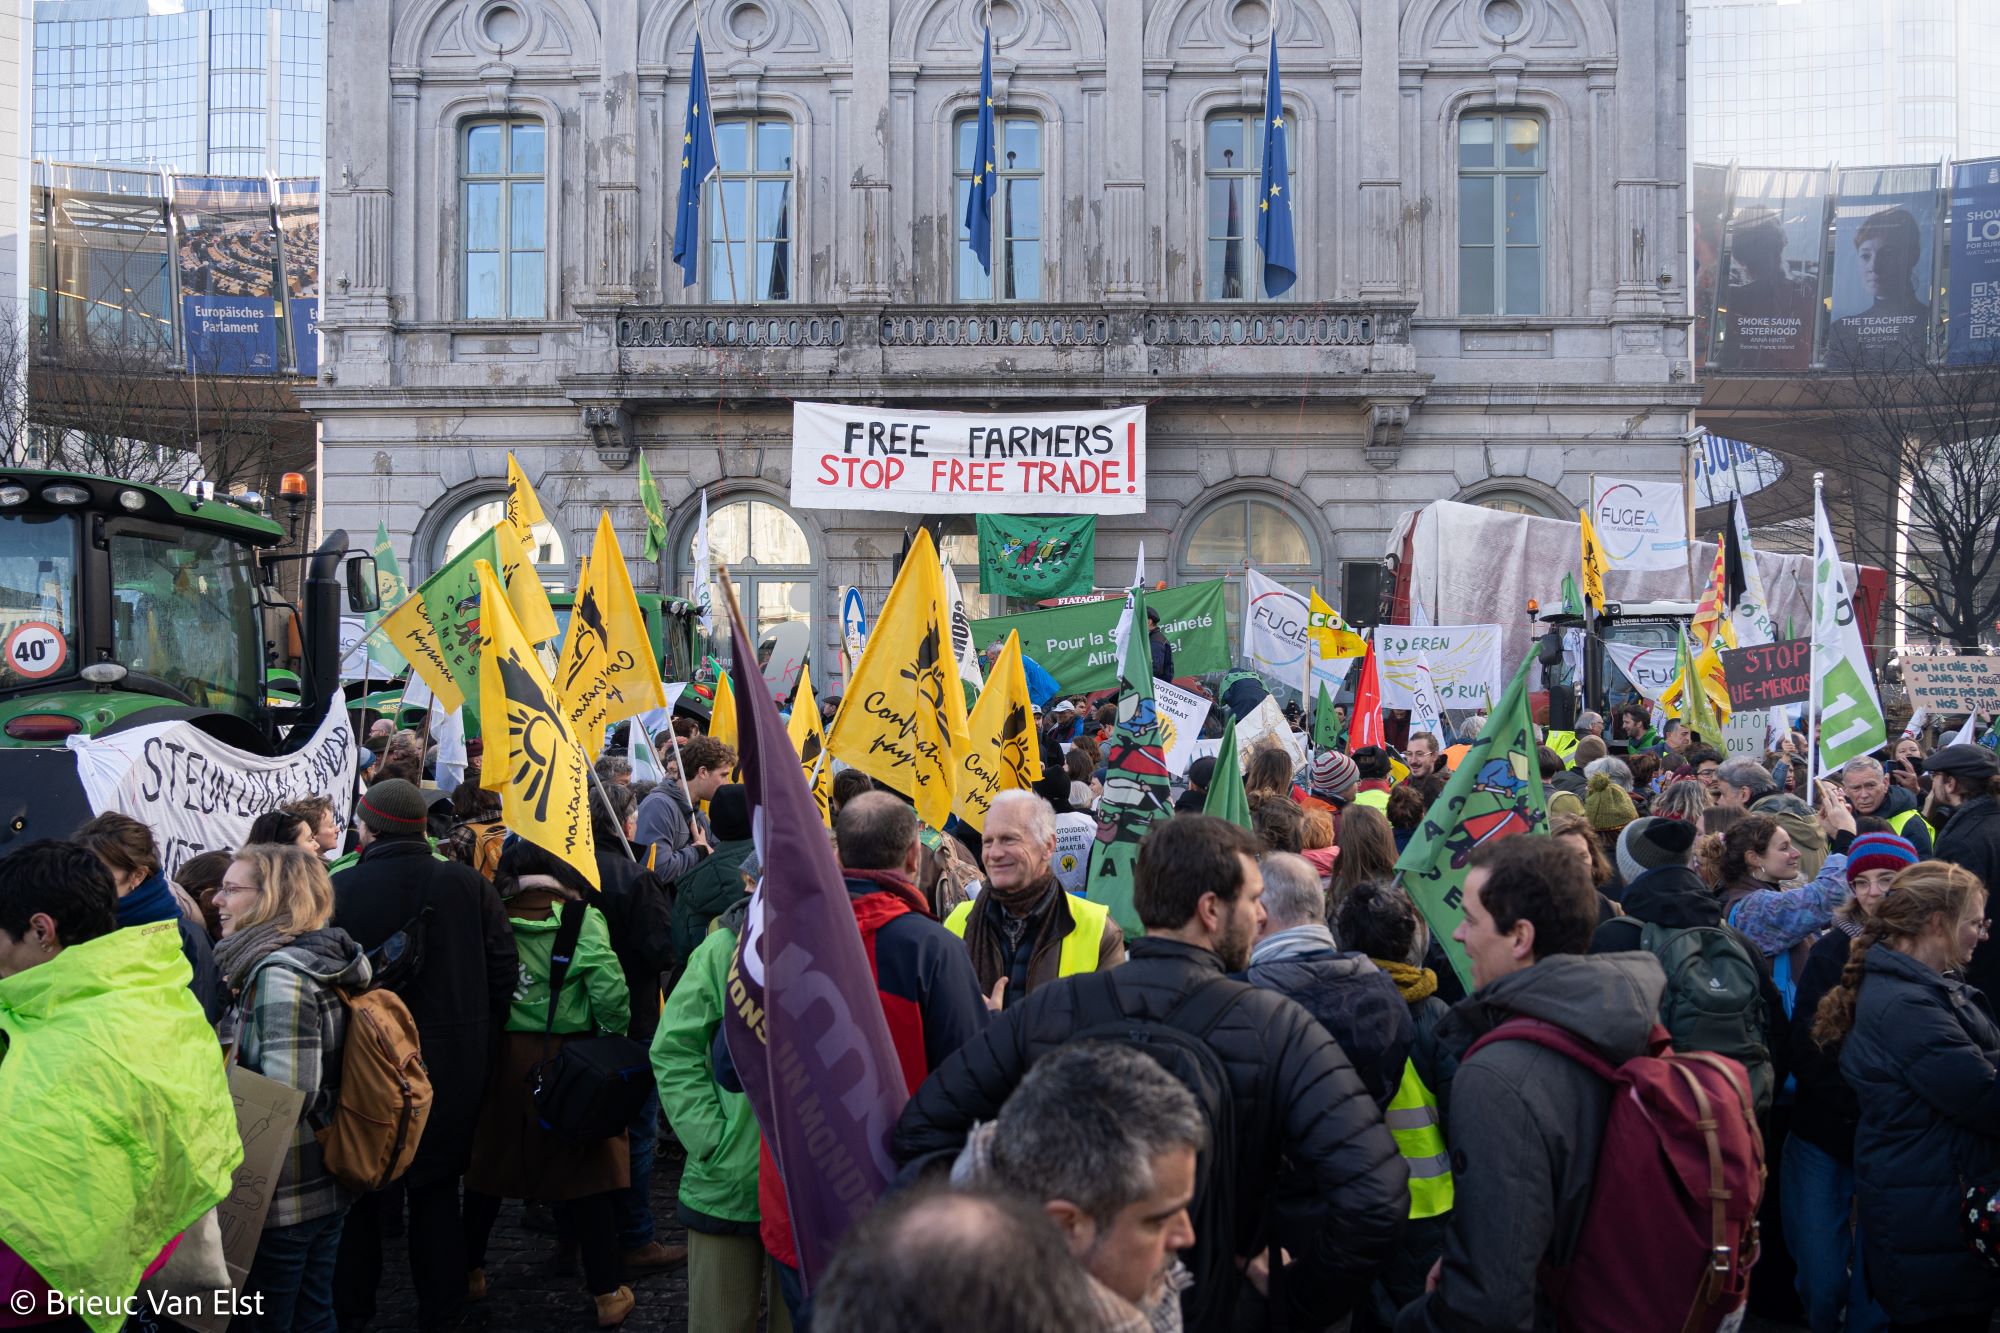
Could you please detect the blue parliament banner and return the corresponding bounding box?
[1824,166,1939,370]
[278,179,321,378]
[173,176,280,375]
[1947,157,2000,366]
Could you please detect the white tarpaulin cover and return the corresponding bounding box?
[66,705,356,874]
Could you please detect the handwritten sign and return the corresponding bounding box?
[1052,812,1097,892]
[1153,678,1212,778]
[195,1064,305,1333]
[1721,637,1812,710]
[1722,714,1770,761]
[1374,625,1504,708]
[1904,655,2000,714]
[791,401,1147,515]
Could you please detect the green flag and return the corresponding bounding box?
[1085,589,1174,936]
[376,524,550,735]
[1202,715,1251,830]
[1311,681,1344,750]
[364,521,411,674]
[970,579,1227,694]
[976,514,1096,599]
[1394,651,1547,993]
[638,452,669,563]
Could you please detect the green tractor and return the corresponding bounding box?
[0,469,379,848]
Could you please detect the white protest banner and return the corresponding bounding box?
[1373,625,1503,709]
[1236,695,1308,774]
[1153,677,1212,777]
[1592,476,1689,572]
[66,704,357,874]
[1052,812,1096,892]
[1903,656,2000,715]
[1603,641,1683,700]
[791,401,1147,515]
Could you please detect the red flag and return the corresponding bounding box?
[1351,635,1385,750]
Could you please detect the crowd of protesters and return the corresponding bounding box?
[3,685,1999,1333]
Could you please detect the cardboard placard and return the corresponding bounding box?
[196,1064,306,1333]
[1903,655,2000,714]
[1236,696,1308,774]
[1052,813,1096,893]
[1153,678,1212,778]
[1721,637,1812,710]
[1723,713,1770,761]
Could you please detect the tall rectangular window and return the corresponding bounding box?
[956,115,1041,301]
[462,119,546,319]
[707,117,794,303]
[1458,114,1544,316]
[1203,112,1296,302]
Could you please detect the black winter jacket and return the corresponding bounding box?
[332,836,517,1185]
[893,936,1408,1331]
[1395,952,1667,1333]
[1243,932,1413,1109]
[1935,794,2000,998]
[1840,943,2000,1323]
[592,848,676,1041]
[1788,920,1863,1163]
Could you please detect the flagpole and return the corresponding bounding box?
[1585,472,1597,718]
[1806,470,1823,802]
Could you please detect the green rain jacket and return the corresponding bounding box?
[0,921,242,1332]
[652,910,761,1225]
[501,887,631,1036]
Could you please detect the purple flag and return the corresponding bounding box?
[718,581,909,1287]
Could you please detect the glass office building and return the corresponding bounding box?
[1689,0,2000,166]
[32,0,323,177]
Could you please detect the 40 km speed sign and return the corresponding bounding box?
[4,622,68,679]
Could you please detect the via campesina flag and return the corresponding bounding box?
[476,559,597,889]
[716,570,908,1286]
[826,528,971,829]
[503,453,549,556]
[1811,485,1886,773]
[555,513,668,739]
[964,24,999,275]
[786,660,833,826]
[377,521,557,724]
[1394,651,1547,992]
[1202,714,1251,831]
[637,452,670,563]
[953,630,1042,833]
[1663,629,1726,739]
[1086,589,1174,936]
[1350,633,1385,751]
[1311,680,1345,750]
[708,666,738,756]
[1579,507,1607,613]
[364,521,410,673]
[671,35,719,287]
[1256,40,1296,297]
[975,513,1095,599]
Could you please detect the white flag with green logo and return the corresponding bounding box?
[1811,491,1885,773]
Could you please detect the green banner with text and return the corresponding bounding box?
[969,579,1227,693]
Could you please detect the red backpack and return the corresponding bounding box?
[1466,1018,1765,1333]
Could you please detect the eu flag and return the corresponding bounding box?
[672,35,718,289]
[964,26,998,276]
[1256,41,1297,297]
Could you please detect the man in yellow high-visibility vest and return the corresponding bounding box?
[944,791,1124,1010]
[1839,754,1935,856]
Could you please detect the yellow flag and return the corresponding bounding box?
[952,630,1043,834]
[556,513,668,739]
[376,521,557,716]
[787,661,833,826]
[495,521,560,646]
[504,453,549,555]
[708,668,738,753]
[1308,588,1368,660]
[826,528,972,829]
[475,559,598,889]
[1579,507,1607,613]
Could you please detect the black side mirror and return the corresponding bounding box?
[347,554,382,613]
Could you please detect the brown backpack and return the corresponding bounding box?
[317,986,433,1194]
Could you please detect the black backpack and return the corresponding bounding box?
[1065,970,1245,1332]
[528,899,655,1141]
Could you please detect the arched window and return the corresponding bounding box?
[682,496,817,698]
[1454,480,1564,519]
[1176,494,1321,643]
[432,492,569,587]
[461,118,546,318]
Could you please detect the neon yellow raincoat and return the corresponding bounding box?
[0,920,242,1331]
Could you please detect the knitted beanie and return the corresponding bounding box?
[1615,816,1700,885]
[1845,831,1920,882]
[1310,751,1360,798]
[356,778,429,834]
[1584,771,1638,833]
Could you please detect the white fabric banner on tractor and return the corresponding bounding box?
[66,704,357,875]
[1372,624,1504,709]
[791,401,1148,514]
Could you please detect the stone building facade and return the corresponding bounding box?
[306,0,1699,692]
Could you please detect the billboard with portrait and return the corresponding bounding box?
[1690,163,1731,367]
[276,179,321,378]
[1946,156,2000,366]
[172,177,279,375]
[1824,165,1939,370]
[1714,168,1827,372]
